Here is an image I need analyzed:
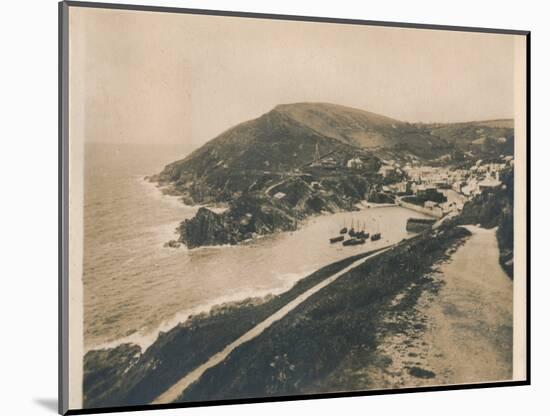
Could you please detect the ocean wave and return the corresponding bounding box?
[85,268,317,355]
[137,175,198,211]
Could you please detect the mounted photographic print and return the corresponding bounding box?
[59,1,530,414]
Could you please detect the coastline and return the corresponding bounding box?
[175,224,472,402]
[85,178,420,356]
[84,265,316,355]
[84,249,384,407]
[83,176,514,407]
[84,220,513,408]
[87,180,434,354]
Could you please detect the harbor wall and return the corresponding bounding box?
[397,199,443,218]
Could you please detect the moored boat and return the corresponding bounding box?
[348,219,357,237]
[330,235,345,243]
[342,237,366,246]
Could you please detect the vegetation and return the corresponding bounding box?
[84,103,516,405]
[424,120,514,156]
[177,225,470,402]
[85,224,470,407]
[458,168,514,277]
[151,103,511,249]
[83,250,384,408]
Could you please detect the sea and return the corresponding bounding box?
[83,143,429,352]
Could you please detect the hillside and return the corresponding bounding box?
[157,103,513,189]
[158,103,458,185]
[150,102,513,248]
[159,107,354,182]
[425,120,514,156]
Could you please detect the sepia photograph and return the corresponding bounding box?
[60,2,529,413]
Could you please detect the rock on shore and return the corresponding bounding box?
[177,195,300,249]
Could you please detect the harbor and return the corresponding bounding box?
[83,142,433,352]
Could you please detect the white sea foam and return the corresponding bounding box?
[137,176,197,210]
[85,268,317,355]
[84,146,425,359]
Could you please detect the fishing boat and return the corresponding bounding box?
[339,220,348,235]
[343,237,366,246]
[348,220,356,237]
[330,235,345,244]
[370,216,382,240]
[355,221,368,239]
[357,231,370,239]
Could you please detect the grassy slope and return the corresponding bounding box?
[85,223,474,408]
[426,122,514,156]
[83,250,383,408]
[155,103,462,204]
[178,225,471,402]
[458,168,514,277]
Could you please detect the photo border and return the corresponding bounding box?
[58,1,531,414]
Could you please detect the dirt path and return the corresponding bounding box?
[370,226,513,388]
[152,245,394,404]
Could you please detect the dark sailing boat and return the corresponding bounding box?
[343,236,366,246]
[370,217,381,241]
[348,219,356,237]
[356,221,369,239]
[330,235,345,243]
[339,219,347,235]
[330,222,345,243]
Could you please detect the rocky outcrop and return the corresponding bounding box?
[84,344,141,408]
[178,197,301,249]
[178,207,239,248]
[458,168,513,278]
[163,240,181,249]
[367,190,395,204]
[177,176,371,249]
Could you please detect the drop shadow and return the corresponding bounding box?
[34,398,58,413]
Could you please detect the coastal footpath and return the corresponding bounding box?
[176,224,474,402]
[83,250,383,408]
[84,223,475,407]
[353,226,512,390]
[175,226,511,402]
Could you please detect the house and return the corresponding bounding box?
[478,177,501,191]
[452,181,466,193]
[379,165,396,178]
[320,157,338,168]
[346,157,363,170]
[461,180,480,196]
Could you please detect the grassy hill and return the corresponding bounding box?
[157,103,513,192]
[424,120,514,156]
[150,102,513,248]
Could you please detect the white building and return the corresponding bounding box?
[379,165,396,178]
[346,157,363,170]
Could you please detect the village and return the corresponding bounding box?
[299,138,513,220]
[306,143,514,220]
[374,155,513,218]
